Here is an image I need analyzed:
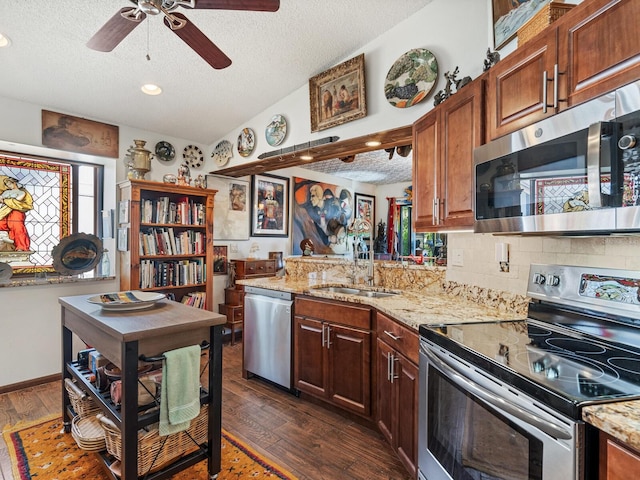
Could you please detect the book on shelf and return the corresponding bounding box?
[181,291,206,309]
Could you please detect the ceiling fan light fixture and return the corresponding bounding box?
[141,83,163,95]
[139,0,163,15]
[0,33,11,48]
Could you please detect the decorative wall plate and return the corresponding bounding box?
[265,114,287,146]
[212,140,233,167]
[51,233,103,276]
[237,128,255,158]
[155,141,175,162]
[183,144,204,168]
[384,48,438,108]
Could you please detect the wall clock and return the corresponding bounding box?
[212,140,233,167]
[183,144,204,168]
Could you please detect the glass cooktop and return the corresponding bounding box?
[420,314,640,418]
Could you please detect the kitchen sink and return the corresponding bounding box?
[311,286,399,298]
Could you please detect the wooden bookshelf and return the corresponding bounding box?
[117,179,216,310]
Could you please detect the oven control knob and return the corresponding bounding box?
[546,274,560,286]
[619,134,637,150]
[533,273,546,285]
[532,360,545,373]
[546,366,559,380]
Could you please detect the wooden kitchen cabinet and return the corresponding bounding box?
[413,74,485,231]
[376,312,419,477]
[487,0,640,140]
[599,432,640,480]
[293,296,372,418]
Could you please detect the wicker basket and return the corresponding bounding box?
[71,413,106,451]
[517,2,576,46]
[65,378,100,416]
[98,405,208,477]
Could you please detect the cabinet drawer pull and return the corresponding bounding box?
[384,330,401,341]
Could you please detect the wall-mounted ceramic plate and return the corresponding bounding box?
[237,128,255,158]
[384,48,438,108]
[51,233,102,276]
[265,114,287,147]
[155,141,175,162]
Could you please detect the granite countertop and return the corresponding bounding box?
[236,276,526,330]
[583,401,640,452]
[238,275,640,453]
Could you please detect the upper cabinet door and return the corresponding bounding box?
[559,0,640,108]
[412,109,438,231]
[439,77,485,229]
[487,32,558,140]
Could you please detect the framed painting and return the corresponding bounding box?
[251,173,289,237]
[292,177,353,255]
[354,193,375,237]
[206,175,250,240]
[213,245,228,275]
[492,0,551,50]
[309,53,366,132]
[41,110,119,158]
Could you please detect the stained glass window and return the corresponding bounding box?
[0,154,100,275]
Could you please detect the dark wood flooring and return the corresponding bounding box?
[0,342,412,480]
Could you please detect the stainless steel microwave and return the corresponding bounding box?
[473,80,640,235]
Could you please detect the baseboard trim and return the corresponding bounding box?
[0,373,61,394]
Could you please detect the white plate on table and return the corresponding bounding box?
[87,291,165,311]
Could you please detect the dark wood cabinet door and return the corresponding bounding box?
[487,33,558,140]
[413,109,438,231]
[328,323,371,417]
[376,339,395,446]
[600,432,640,480]
[293,316,327,397]
[439,77,484,228]
[560,0,640,108]
[395,353,419,478]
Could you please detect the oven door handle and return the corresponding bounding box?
[423,347,572,441]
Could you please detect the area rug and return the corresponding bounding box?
[3,415,297,479]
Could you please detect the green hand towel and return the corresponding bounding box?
[159,344,201,437]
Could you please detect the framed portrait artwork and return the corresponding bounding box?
[206,175,250,240]
[41,110,119,158]
[213,245,228,275]
[251,174,289,237]
[309,53,366,132]
[355,193,375,237]
[491,0,551,50]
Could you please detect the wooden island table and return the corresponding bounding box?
[59,294,226,480]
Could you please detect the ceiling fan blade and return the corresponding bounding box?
[87,8,146,52]
[192,0,280,12]
[165,12,232,69]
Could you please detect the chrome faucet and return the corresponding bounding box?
[349,218,374,286]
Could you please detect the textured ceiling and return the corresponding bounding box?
[299,148,413,185]
[0,0,433,147]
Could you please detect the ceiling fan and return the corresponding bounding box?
[87,0,280,69]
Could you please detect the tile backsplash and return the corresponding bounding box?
[446,233,640,295]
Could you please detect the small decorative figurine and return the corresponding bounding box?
[433,66,472,106]
[300,238,314,256]
[177,163,191,186]
[483,47,501,72]
[194,174,206,189]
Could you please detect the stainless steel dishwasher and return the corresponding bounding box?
[243,286,294,390]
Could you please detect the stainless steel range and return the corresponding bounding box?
[418,264,640,480]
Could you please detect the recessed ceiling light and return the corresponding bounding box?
[365,140,381,147]
[141,83,162,95]
[300,154,314,161]
[0,33,11,48]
